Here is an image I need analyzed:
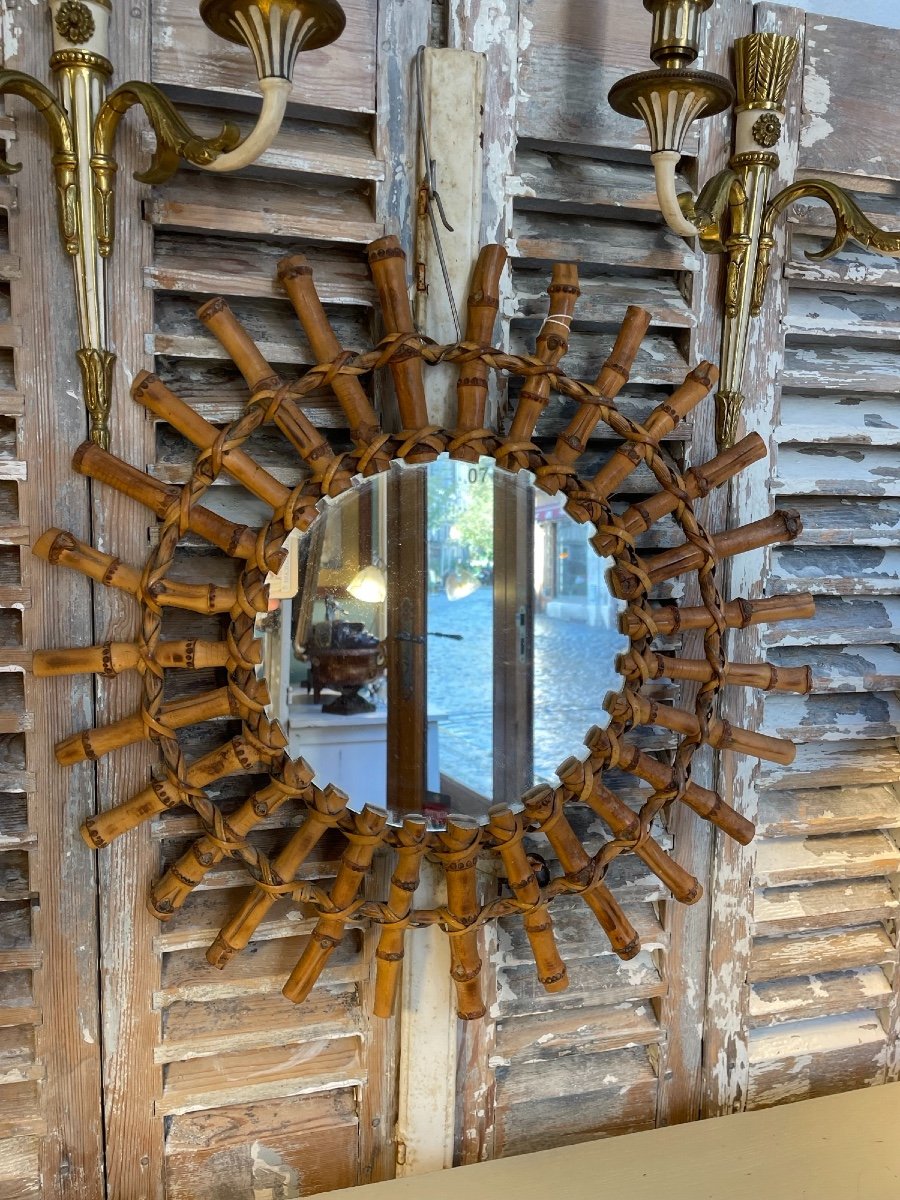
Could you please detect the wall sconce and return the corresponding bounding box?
[610,0,900,448]
[0,0,344,447]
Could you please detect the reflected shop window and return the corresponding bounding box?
[254,456,629,829]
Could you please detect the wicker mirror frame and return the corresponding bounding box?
[34,237,813,1019]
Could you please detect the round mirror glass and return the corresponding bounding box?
[258,456,627,828]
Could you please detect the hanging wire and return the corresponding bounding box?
[414,45,462,340]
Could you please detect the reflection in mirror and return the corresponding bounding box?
[275,457,627,830]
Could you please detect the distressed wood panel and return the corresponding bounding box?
[799,14,900,180]
[516,0,696,153]
[1,2,104,1195]
[151,0,377,113]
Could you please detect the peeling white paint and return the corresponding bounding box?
[801,60,834,149]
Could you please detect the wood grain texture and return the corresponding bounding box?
[798,14,900,180]
[701,3,808,1121]
[4,0,106,1194]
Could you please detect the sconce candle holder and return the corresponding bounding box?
[610,0,900,449]
[0,0,344,447]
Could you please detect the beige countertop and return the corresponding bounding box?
[321,1083,900,1200]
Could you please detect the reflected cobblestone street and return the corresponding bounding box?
[427,587,628,800]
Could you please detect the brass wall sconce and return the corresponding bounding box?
[0,0,345,447]
[610,0,900,448]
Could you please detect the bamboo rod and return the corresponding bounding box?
[608,693,796,766]
[591,432,767,558]
[282,804,387,1004]
[634,510,803,590]
[523,785,640,959]
[197,298,347,488]
[551,305,651,466]
[196,297,280,392]
[33,529,243,615]
[207,783,350,968]
[596,734,755,845]
[367,236,430,438]
[590,362,718,501]
[433,817,487,1019]
[487,805,568,993]
[624,593,816,639]
[277,254,384,448]
[644,650,811,694]
[73,441,259,559]
[504,263,580,454]
[55,683,257,766]
[33,638,260,679]
[132,372,298,517]
[81,735,267,850]
[556,751,701,904]
[588,778,702,904]
[454,244,508,443]
[372,816,429,1018]
[149,757,316,918]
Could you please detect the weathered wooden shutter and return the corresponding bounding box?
[102,2,437,1195]
[703,6,900,1116]
[450,0,757,1157]
[1,6,104,1196]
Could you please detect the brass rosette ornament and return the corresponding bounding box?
[33,238,813,1019]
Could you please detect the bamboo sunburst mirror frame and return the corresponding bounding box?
[33,237,814,1019]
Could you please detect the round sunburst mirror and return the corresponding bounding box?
[250,455,629,833]
[33,235,814,1019]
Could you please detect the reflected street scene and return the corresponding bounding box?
[275,456,628,828]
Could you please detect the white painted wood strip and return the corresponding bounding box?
[759,741,900,791]
[749,927,895,983]
[749,967,893,1028]
[747,1012,885,1109]
[509,148,689,213]
[781,344,900,393]
[769,644,900,692]
[784,288,900,339]
[151,0,377,114]
[512,273,695,329]
[785,497,900,546]
[512,212,700,272]
[508,329,688,386]
[754,831,900,888]
[753,878,899,937]
[786,234,900,290]
[764,691,900,741]
[757,784,900,837]
[147,240,376,306]
[145,176,381,246]
[493,1001,663,1064]
[770,545,900,596]
[141,116,384,183]
[778,394,900,447]
[774,445,900,497]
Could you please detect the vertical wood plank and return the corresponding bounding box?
[700,3,807,1119]
[655,0,753,1129]
[375,0,431,254]
[96,2,163,1195]
[448,0,520,249]
[5,1,105,1194]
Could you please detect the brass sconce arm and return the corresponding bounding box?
[679,167,747,256]
[4,0,345,448]
[609,3,900,449]
[0,71,79,253]
[91,82,242,258]
[751,178,900,317]
[94,83,241,186]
